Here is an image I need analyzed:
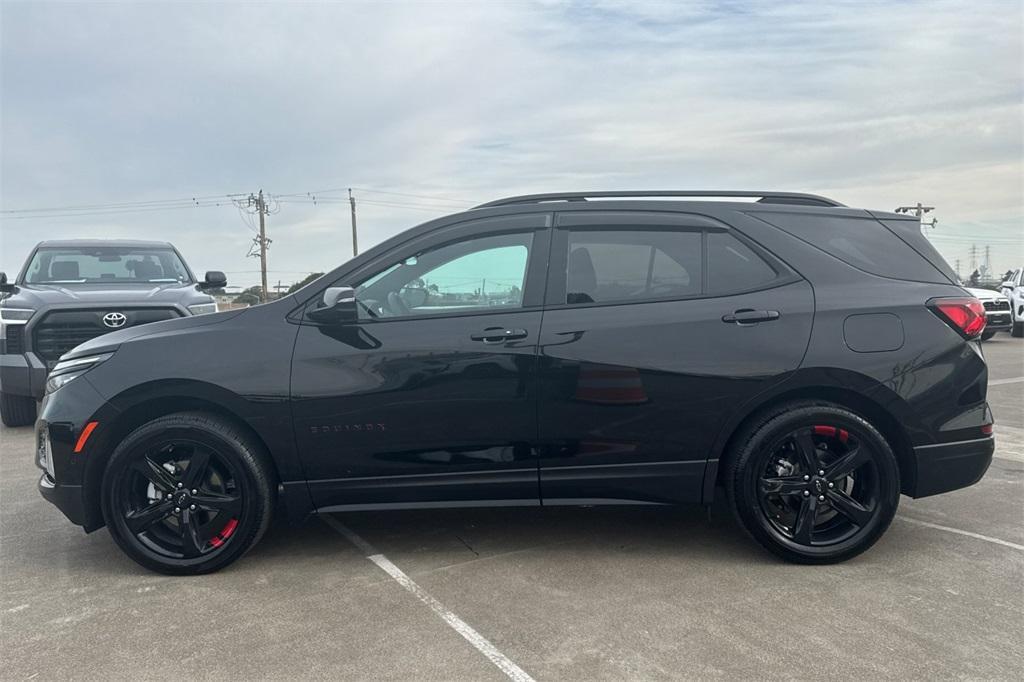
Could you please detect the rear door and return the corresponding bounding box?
[536,210,814,505]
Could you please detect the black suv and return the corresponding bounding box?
[0,240,226,426]
[32,192,994,574]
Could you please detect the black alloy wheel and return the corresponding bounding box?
[726,402,900,564]
[102,413,274,575]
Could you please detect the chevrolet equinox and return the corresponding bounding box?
[27,191,995,574]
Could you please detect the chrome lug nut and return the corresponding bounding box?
[803,475,810,481]
[189,504,196,511]
[828,482,834,488]
[803,490,810,497]
[174,507,181,513]
[191,489,197,495]
[818,495,825,501]
[177,482,183,488]
[818,470,825,476]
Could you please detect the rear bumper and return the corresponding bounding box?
[908,436,994,498]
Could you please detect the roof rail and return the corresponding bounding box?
[473,190,844,209]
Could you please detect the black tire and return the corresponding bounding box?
[981,330,996,341]
[101,412,275,575]
[724,401,900,564]
[0,391,37,427]
[1012,320,1023,337]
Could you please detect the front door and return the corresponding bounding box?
[536,210,814,505]
[291,214,551,510]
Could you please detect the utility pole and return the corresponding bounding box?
[969,244,978,275]
[895,202,937,234]
[348,188,359,257]
[954,258,961,281]
[247,190,271,303]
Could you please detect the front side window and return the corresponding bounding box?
[24,247,191,284]
[354,232,532,318]
[566,229,702,304]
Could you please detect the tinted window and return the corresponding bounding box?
[355,232,531,318]
[707,232,778,294]
[750,212,948,283]
[24,247,191,284]
[566,230,701,304]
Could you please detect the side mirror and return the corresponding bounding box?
[0,272,16,294]
[308,286,358,324]
[1001,281,1014,290]
[198,271,228,290]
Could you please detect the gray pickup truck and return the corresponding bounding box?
[0,239,225,426]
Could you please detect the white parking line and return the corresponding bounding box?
[321,515,536,682]
[899,516,1024,552]
[989,377,1024,386]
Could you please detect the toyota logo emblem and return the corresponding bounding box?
[102,312,127,328]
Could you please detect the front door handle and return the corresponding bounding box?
[722,309,780,325]
[470,327,528,343]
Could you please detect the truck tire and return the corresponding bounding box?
[0,391,37,427]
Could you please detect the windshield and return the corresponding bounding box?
[22,246,192,285]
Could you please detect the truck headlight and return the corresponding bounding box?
[46,352,114,394]
[188,302,218,315]
[0,307,35,323]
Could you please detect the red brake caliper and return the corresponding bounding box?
[813,425,849,443]
[209,519,239,548]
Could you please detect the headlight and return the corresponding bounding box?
[46,352,114,394]
[0,307,35,323]
[188,302,218,315]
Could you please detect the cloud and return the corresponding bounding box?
[1,0,1021,284]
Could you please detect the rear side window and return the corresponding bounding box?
[750,212,950,283]
[707,232,778,294]
[566,230,701,304]
[875,218,957,283]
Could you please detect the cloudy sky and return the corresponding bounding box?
[2,1,1021,288]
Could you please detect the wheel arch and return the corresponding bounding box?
[81,380,311,531]
[703,371,917,503]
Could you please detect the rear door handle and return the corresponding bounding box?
[722,309,780,325]
[470,327,528,343]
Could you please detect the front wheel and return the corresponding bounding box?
[725,402,900,564]
[101,412,275,575]
[981,329,996,341]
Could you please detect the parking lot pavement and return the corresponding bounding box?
[2,337,1022,680]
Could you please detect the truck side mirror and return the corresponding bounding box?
[198,271,227,290]
[0,272,16,294]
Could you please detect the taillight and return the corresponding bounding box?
[928,297,986,339]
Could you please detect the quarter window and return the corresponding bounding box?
[354,232,532,318]
[566,230,702,304]
[706,232,778,294]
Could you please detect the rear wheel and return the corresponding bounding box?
[725,402,900,564]
[0,391,37,427]
[101,412,274,575]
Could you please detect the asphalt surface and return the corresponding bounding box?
[2,336,1022,680]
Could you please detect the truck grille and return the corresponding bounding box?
[32,308,181,363]
[3,325,25,354]
[983,299,1010,312]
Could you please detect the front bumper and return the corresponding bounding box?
[984,313,1012,331]
[0,352,48,399]
[38,474,89,526]
[35,376,118,532]
[908,436,994,498]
